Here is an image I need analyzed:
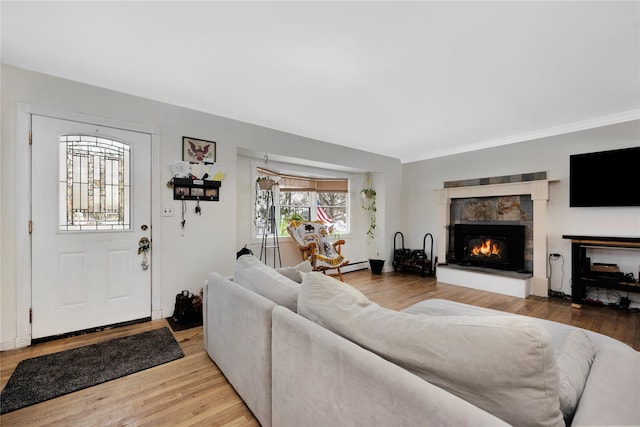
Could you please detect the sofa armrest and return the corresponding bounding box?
[202,279,209,351]
[204,272,276,427]
[570,343,640,426]
[271,306,507,427]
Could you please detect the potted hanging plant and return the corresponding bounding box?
[362,173,384,274]
[257,176,278,190]
[361,173,377,238]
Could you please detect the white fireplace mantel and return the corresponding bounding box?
[436,180,555,297]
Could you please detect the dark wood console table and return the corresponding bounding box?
[563,235,640,308]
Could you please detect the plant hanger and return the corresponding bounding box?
[361,172,377,239]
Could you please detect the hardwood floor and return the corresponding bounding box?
[1,270,638,426]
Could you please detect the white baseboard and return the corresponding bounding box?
[0,340,16,351]
[342,261,369,273]
[1,334,31,351]
[15,335,31,348]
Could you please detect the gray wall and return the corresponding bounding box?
[2,63,638,347]
[0,65,402,348]
[402,120,640,297]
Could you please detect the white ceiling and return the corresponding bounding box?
[2,1,639,163]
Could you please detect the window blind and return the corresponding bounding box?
[256,167,348,193]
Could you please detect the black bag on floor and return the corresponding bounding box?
[172,290,196,324]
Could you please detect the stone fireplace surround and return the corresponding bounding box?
[436,176,553,298]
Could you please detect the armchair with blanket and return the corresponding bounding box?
[286,220,349,281]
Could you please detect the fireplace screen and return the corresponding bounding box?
[466,238,506,260]
[454,224,525,271]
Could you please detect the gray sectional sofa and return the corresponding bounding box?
[203,255,640,426]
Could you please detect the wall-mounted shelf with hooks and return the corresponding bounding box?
[173,178,221,201]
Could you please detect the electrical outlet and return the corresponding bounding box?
[162,207,174,217]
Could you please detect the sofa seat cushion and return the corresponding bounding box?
[234,254,300,311]
[404,299,596,423]
[298,273,564,427]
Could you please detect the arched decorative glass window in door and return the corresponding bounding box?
[58,135,130,231]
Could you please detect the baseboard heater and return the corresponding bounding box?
[342,260,369,273]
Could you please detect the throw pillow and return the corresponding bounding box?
[298,272,564,427]
[316,225,338,257]
[276,260,313,283]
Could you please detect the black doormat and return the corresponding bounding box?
[0,327,184,414]
[166,315,203,332]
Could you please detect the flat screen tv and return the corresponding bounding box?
[569,146,640,207]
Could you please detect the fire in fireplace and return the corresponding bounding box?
[468,238,503,258]
[453,224,526,272]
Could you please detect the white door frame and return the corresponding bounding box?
[15,103,162,347]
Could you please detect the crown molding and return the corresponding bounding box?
[415,109,640,162]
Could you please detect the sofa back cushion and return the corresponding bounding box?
[275,260,313,283]
[403,298,596,423]
[234,255,300,311]
[297,272,564,427]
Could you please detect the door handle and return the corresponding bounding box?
[138,237,150,270]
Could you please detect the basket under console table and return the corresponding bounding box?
[562,235,640,308]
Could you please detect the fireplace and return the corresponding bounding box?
[453,224,526,272]
[437,177,553,297]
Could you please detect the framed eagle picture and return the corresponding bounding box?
[183,136,216,164]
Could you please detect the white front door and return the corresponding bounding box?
[31,115,152,339]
